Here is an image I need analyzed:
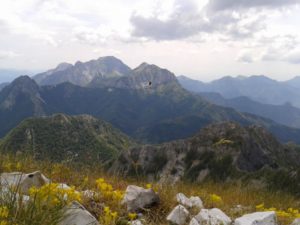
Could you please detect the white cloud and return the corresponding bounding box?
[0,50,20,59]
[0,0,299,80]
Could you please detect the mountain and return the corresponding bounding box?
[284,76,300,89]
[178,75,300,107]
[89,62,178,90]
[0,82,8,91]
[2,63,300,144]
[33,56,132,86]
[113,122,300,193]
[0,114,134,163]
[177,75,206,93]
[0,76,48,137]
[200,92,300,129]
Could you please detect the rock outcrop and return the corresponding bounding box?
[0,171,49,194]
[122,185,160,212]
[234,211,277,225]
[58,201,99,225]
[166,204,190,225]
[176,193,203,209]
[194,208,232,225]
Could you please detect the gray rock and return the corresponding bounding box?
[234,211,277,225]
[0,171,49,194]
[176,193,203,209]
[189,217,200,225]
[130,220,144,225]
[122,185,159,212]
[59,201,99,225]
[167,205,190,225]
[195,208,232,225]
[292,218,300,225]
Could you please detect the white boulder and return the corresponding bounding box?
[234,211,277,225]
[122,185,159,212]
[292,218,300,225]
[190,196,203,209]
[195,208,232,225]
[176,193,203,209]
[59,201,99,225]
[0,171,49,194]
[291,218,300,225]
[189,217,200,225]
[167,204,190,225]
[130,220,144,225]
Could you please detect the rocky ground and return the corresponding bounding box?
[0,170,299,225]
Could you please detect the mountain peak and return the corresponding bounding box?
[55,62,73,71]
[10,75,38,88]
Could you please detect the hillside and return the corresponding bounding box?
[0,82,8,91]
[0,76,48,137]
[113,122,300,193]
[199,92,300,129]
[0,114,134,163]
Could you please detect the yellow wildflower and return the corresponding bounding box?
[128,213,137,220]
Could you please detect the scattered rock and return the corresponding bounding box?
[234,211,277,225]
[167,204,190,225]
[122,185,160,212]
[176,193,203,209]
[190,196,203,209]
[59,201,99,225]
[0,171,49,194]
[81,190,98,199]
[189,217,200,225]
[176,193,193,208]
[130,220,143,225]
[195,208,232,225]
[292,218,300,225]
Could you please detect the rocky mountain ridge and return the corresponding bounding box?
[113,122,300,193]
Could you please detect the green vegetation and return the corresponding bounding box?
[0,114,134,164]
[0,154,299,225]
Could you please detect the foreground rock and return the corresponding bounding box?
[122,185,160,212]
[176,193,203,209]
[58,201,99,225]
[292,219,300,225]
[0,171,49,194]
[234,211,277,225]
[167,205,190,225]
[194,208,232,225]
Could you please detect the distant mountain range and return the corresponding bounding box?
[199,92,300,129]
[1,57,300,144]
[178,75,300,108]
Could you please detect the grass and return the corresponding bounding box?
[0,154,299,225]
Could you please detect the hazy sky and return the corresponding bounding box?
[0,0,300,81]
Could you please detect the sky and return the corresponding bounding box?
[0,0,300,81]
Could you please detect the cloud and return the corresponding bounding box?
[284,51,300,64]
[130,0,204,41]
[236,51,256,63]
[129,0,274,41]
[206,0,299,12]
[0,50,20,60]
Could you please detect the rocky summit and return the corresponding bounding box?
[113,122,300,192]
